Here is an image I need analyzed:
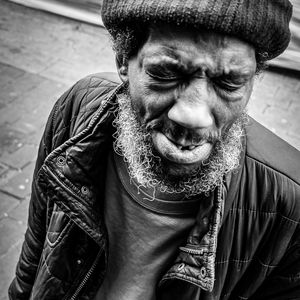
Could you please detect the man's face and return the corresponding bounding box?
[124,25,256,177]
[115,25,256,194]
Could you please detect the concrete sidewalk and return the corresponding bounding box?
[0,1,299,299]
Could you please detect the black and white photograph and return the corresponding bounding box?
[0,0,299,299]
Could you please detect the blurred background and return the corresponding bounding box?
[0,0,299,298]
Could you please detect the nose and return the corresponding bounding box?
[167,98,214,130]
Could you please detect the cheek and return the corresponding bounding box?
[129,84,174,123]
[127,62,146,119]
[244,80,254,106]
[127,75,153,121]
[213,92,250,129]
[129,85,146,118]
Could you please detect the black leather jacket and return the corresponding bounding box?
[9,73,300,300]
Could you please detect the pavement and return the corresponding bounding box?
[0,1,299,299]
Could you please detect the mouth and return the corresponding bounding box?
[173,139,208,151]
[152,131,213,165]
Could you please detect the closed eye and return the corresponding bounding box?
[214,78,245,92]
[146,69,178,81]
[144,61,186,83]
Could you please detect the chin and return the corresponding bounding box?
[159,159,202,179]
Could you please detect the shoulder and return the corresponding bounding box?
[245,117,300,185]
[54,72,120,129]
[56,72,121,115]
[45,72,121,149]
[244,117,300,222]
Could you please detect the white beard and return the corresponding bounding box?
[113,92,247,197]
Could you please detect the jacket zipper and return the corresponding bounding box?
[69,249,103,300]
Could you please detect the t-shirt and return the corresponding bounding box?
[94,151,205,300]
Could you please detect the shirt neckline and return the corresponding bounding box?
[113,151,208,216]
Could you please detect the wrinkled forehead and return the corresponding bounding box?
[138,24,257,74]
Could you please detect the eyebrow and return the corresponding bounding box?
[143,45,182,62]
[222,67,254,79]
[144,62,190,81]
[144,58,253,79]
[142,47,255,78]
[143,54,186,72]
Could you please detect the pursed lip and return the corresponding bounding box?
[164,132,208,150]
[152,131,213,164]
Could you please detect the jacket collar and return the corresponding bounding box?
[40,81,124,244]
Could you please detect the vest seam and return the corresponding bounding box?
[215,256,278,268]
[245,154,300,186]
[228,207,300,224]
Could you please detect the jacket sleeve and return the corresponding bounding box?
[251,224,300,300]
[8,100,60,300]
[8,73,120,299]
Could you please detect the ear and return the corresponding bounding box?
[116,55,129,83]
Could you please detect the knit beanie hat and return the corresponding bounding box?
[101,0,293,60]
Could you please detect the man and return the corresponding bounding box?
[9,0,300,299]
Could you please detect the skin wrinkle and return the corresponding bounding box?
[114,25,256,196]
[110,22,268,73]
[113,90,248,196]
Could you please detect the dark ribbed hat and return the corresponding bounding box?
[101,0,293,60]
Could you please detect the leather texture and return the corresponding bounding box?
[8,73,300,300]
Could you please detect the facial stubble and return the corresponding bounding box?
[113,91,247,197]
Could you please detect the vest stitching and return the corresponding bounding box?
[229,208,300,224]
[246,155,300,186]
[215,256,278,268]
